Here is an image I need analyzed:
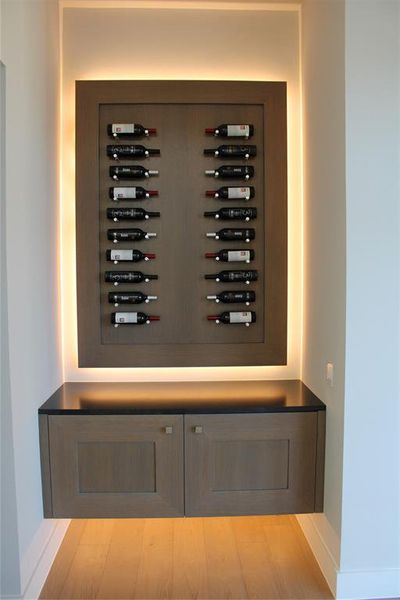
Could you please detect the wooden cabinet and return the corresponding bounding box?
[185,413,320,517]
[39,381,325,519]
[42,415,184,518]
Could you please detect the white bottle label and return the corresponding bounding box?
[229,311,252,323]
[228,187,250,199]
[227,251,250,262]
[112,124,135,134]
[114,187,137,199]
[227,125,250,137]
[110,249,133,261]
[115,312,138,324]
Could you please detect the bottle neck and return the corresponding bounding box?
[148,315,160,321]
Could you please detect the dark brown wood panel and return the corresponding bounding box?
[77,441,156,493]
[48,415,184,518]
[39,414,53,517]
[76,80,287,367]
[184,413,318,517]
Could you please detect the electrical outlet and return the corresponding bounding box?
[326,362,334,387]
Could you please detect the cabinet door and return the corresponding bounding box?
[185,413,317,516]
[48,415,184,518]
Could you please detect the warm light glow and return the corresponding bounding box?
[60,4,302,382]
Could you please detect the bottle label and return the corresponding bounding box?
[115,312,138,324]
[228,187,250,199]
[112,124,135,134]
[227,125,250,137]
[110,249,133,261]
[229,311,252,323]
[114,187,137,199]
[227,251,250,262]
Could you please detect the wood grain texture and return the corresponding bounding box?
[315,409,326,511]
[76,80,287,367]
[48,415,184,518]
[38,414,53,517]
[40,516,332,600]
[185,413,317,517]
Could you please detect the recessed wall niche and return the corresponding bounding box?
[76,81,287,367]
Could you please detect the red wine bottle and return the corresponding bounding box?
[108,291,158,306]
[207,311,256,325]
[107,229,157,242]
[205,124,254,138]
[109,187,158,201]
[205,249,255,263]
[108,124,157,138]
[206,186,255,200]
[107,207,160,222]
[105,271,158,285]
[206,290,256,305]
[204,207,257,221]
[205,165,254,180]
[205,270,258,284]
[106,249,156,263]
[111,312,160,326]
[204,145,256,159]
[206,228,255,242]
[110,166,159,180]
[107,145,160,159]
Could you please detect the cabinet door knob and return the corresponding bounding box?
[193,426,203,434]
[164,426,173,434]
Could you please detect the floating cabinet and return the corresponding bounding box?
[39,382,325,519]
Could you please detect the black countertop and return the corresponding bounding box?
[38,380,325,415]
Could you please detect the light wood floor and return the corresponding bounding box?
[40,515,332,600]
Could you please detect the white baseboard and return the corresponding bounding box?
[336,567,400,600]
[21,519,70,600]
[296,513,339,596]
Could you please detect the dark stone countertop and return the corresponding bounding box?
[38,380,325,415]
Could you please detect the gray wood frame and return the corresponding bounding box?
[47,415,184,518]
[76,80,287,367]
[184,413,318,517]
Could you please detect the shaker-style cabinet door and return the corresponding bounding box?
[48,415,184,518]
[185,413,318,517]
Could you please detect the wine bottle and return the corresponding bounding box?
[106,249,156,263]
[107,124,157,138]
[108,291,158,306]
[107,207,160,221]
[204,145,256,159]
[107,145,160,160]
[110,166,159,180]
[204,270,258,284]
[204,207,257,221]
[206,290,256,305]
[107,229,157,243]
[205,165,254,180]
[109,187,158,201]
[207,311,256,326]
[111,312,160,327]
[105,271,158,285]
[205,249,255,263]
[206,228,255,243]
[206,186,255,200]
[205,124,254,138]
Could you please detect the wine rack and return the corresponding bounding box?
[76,81,287,367]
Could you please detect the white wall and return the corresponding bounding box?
[337,1,400,597]
[300,1,400,598]
[61,4,302,381]
[299,0,346,588]
[1,0,64,596]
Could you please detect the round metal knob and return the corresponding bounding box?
[193,426,203,434]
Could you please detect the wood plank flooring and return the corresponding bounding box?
[40,516,332,600]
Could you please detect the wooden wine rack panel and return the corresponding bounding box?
[76,81,287,367]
